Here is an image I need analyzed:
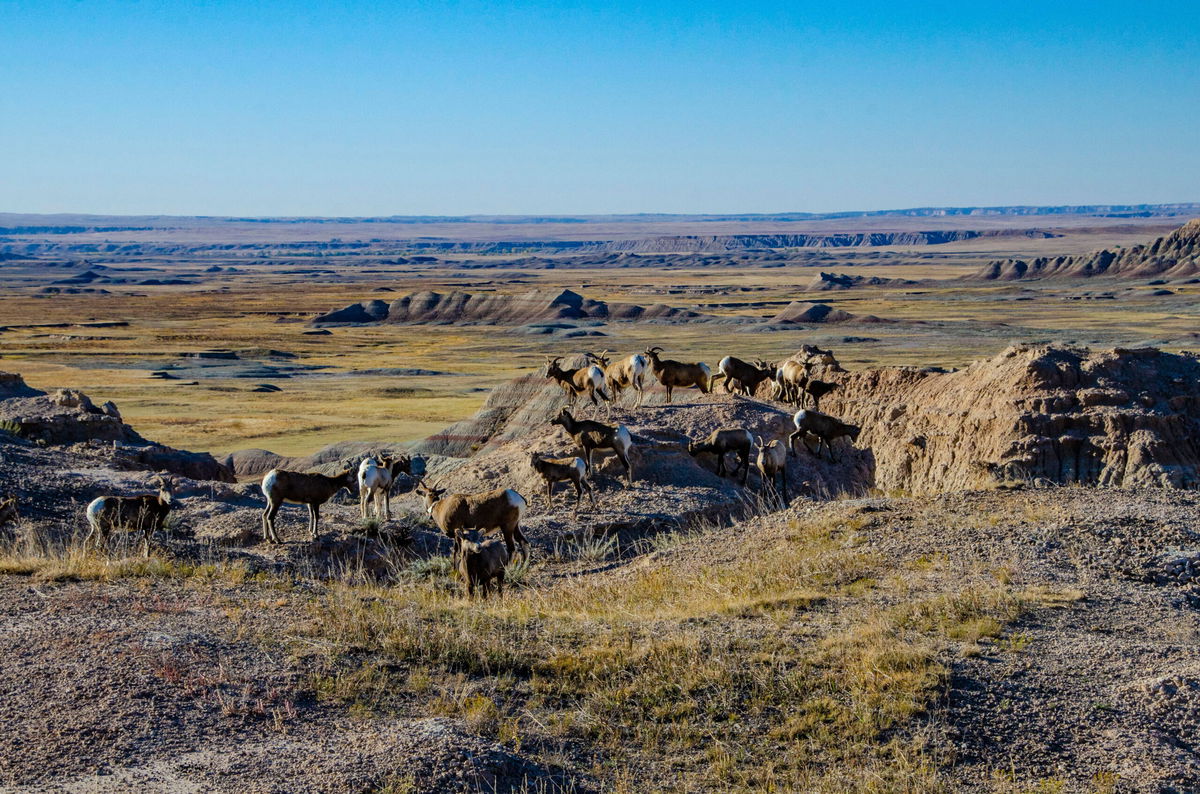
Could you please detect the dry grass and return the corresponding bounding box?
[294,510,1022,791]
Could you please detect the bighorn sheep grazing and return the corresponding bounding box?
[587,351,648,407]
[773,360,809,404]
[789,410,861,462]
[85,474,174,556]
[687,427,754,485]
[550,408,634,484]
[755,436,788,504]
[543,356,610,409]
[456,528,510,598]
[416,482,529,560]
[0,496,18,528]
[357,454,427,522]
[714,356,776,397]
[529,453,595,512]
[643,347,711,403]
[261,467,356,543]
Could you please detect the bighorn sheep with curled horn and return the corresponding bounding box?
[358,454,427,522]
[586,350,649,407]
[0,496,18,529]
[755,435,789,505]
[456,528,510,598]
[529,452,596,512]
[790,409,861,462]
[416,481,529,561]
[543,356,610,411]
[261,465,356,543]
[687,427,754,485]
[85,474,175,556]
[550,408,634,484]
[714,356,776,397]
[643,346,711,403]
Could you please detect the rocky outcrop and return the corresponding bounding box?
[972,219,1200,280]
[768,302,857,324]
[311,288,705,326]
[0,372,234,482]
[805,271,917,291]
[818,345,1200,492]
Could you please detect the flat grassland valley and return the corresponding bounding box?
[2,205,1200,792]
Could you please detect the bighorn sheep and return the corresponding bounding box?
[357,454,427,521]
[261,467,356,543]
[790,410,861,462]
[544,356,610,409]
[529,453,595,512]
[416,482,529,560]
[755,436,788,504]
[0,496,18,528]
[714,356,776,397]
[774,359,839,410]
[550,408,634,484]
[643,347,711,403]
[456,528,510,598]
[687,427,754,485]
[587,351,648,407]
[85,474,174,556]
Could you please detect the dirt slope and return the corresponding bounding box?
[819,344,1200,493]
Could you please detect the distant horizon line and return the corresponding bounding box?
[2,201,1200,225]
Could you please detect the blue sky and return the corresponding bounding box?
[2,0,1197,215]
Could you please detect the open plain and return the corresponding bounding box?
[3,206,1200,792]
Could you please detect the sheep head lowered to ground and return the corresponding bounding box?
[687,427,754,485]
[790,410,861,462]
[357,454,427,522]
[416,481,529,560]
[714,356,776,397]
[85,474,175,557]
[643,347,711,403]
[586,351,648,407]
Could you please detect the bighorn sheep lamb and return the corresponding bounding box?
[687,427,754,484]
[755,435,788,504]
[587,351,648,407]
[357,454,427,521]
[0,496,18,528]
[416,482,529,560]
[529,453,596,512]
[790,410,861,462]
[544,356,610,409]
[714,356,776,397]
[456,528,510,598]
[643,347,711,403]
[261,467,356,543]
[85,474,174,556]
[550,408,634,484]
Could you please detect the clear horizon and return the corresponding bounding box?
[3,0,1198,216]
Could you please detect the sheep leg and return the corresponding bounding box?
[359,488,368,519]
[571,479,583,513]
[665,384,672,403]
[263,501,283,544]
[308,503,320,541]
[383,489,391,522]
[715,454,727,477]
[495,570,505,598]
[739,452,749,485]
[546,481,554,511]
[778,471,789,506]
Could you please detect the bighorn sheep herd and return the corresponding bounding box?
[61,346,859,598]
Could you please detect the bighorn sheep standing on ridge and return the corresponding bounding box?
[790,410,861,462]
[457,528,510,598]
[529,453,596,512]
[714,356,776,397]
[416,482,529,560]
[687,427,754,485]
[85,474,175,556]
[755,435,788,505]
[586,351,649,407]
[358,454,427,522]
[261,467,356,543]
[550,408,634,484]
[643,347,711,403]
[544,356,610,410]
